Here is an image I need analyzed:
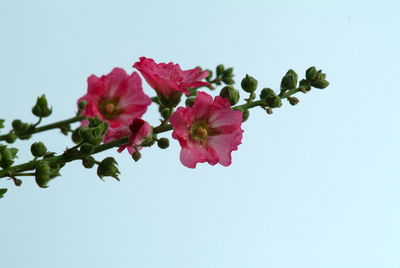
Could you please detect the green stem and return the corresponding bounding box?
[0,124,174,179]
[233,100,266,110]
[0,115,85,140]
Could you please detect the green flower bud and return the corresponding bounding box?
[4,133,17,144]
[12,120,23,130]
[35,163,51,188]
[265,95,282,108]
[185,96,196,107]
[266,107,273,114]
[260,88,276,98]
[299,79,312,92]
[241,109,250,122]
[161,108,171,119]
[220,86,240,105]
[82,156,96,169]
[79,127,102,146]
[71,128,82,144]
[13,178,22,187]
[306,66,317,81]
[32,94,52,118]
[97,157,120,180]
[0,119,4,129]
[312,79,330,89]
[30,142,47,157]
[78,100,87,110]
[222,77,234,85]
[157,138,169,149]
[241,74,258,93]
[132,151,142,162]
[216,64,224,76]
[280,69,298,91]
[223,67,233,77]
[0,148,14,168]
[80,143,94,155]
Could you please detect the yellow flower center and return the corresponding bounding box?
[99,99,121,119]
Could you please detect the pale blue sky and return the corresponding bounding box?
[1,0,399,267]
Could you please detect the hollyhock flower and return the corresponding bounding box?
[104,118,152,155]
[169,91,243,168]
[77,67,151,129]
[133,57,209,107]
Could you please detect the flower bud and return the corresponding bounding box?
[216,64,224,76]
[32,95,52,118]
[161,108,171,119]
[185,97,196,107]
[71,128,82,144]
[0,119,4,129]
[82,156,96,169]
[30,142,47,157]
[312,79,330,89]
[287,96,300,106]
[132,151,141,162]
[222,77,234,85]
[4,133,17,144]
[97,157,120,180]
[157,138,170,149]
[0,148,14,168]
[280,69,298,91]
[220,86,240,105]
[241,74,258,93]
[12,120,23,130]
[78,100,87,110]
[223,67,233,77]
[265,95,282,108]
[241,109,250,122]
[80,143,94,155]
[306,66,317,81]
[35,163,51,188]
[260,88,276,100]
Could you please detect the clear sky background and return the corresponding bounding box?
[0,0,399,267]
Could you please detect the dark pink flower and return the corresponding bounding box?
[104,118,153,155]
[169,92,243,168]
[133,57,209,99]
[77,67,151,128]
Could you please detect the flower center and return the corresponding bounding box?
[194,127,208,139]
[99,99,121,119]
[190,121,213,143]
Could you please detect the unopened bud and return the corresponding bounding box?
[78,100,87,110]
[280,69,298,91]
[30,142,47,157]
[220,86,240,105]
[266,107,273,114]
[312,80,330,89]
[12,120,23,130]
[185,97,196,107]
[97,157,120,180]
[80,143,94,155]
[306,66,317,81]
[161,108,171,119]
[216,64,224,76]
[132,151,142,162]
[287,96,300,106]
[82,156,96,169]
[222,77,234,85]
[4,133,17,144]
[35,163,51,188]
[260,88,276,100]
[32,95,52,118]
[157,138,170,149]
[241,74,258,93]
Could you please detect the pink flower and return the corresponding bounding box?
[133,57,209,102]
[104,118,153,155]
[169,92,243,168]
[77,67,151,129]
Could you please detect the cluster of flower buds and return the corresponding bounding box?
[0,57,329,199]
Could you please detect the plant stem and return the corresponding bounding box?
[0,115,85,140]
[0,123,174,179]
